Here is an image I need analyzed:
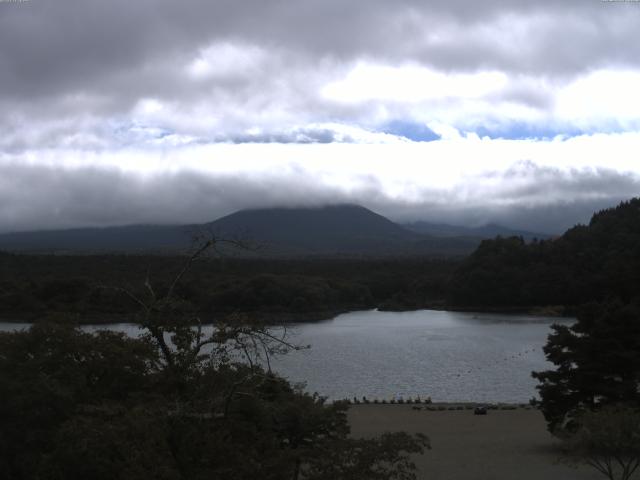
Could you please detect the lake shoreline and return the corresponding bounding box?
[0,309,349,325]
[2,309,565,403]
[382,303,571,318]
[0,304,571,325]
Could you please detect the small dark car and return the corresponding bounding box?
[474,405,488,415]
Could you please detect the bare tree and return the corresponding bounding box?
[102,233,304,373]
[562,406,640,480]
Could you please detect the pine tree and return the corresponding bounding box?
[532,301,640,433]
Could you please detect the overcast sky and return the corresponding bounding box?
[1,0,640,234]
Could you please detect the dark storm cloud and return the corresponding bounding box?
[1,0,637,103]
[0,0,637,151]
[480,161,640,202]
[356,160,640,234]
[0,162,351,233]
[226,128,350,144]
[463,162,640,232]
[1,161,638,235]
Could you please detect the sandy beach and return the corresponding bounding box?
[348,404,603,480]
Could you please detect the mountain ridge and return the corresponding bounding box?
[404,220,551,241]
[0,204,539,256]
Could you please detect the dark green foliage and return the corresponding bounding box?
[0,240,429,479]
[450,198,640,308]
[532,302,640,433]
[0,323,159,480]
[42,405,179,480]
[0,255,456,322]
[207,273,373,312]
[0,321,428,480]
[303,432,430,480]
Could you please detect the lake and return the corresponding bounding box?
[0,309,571,403]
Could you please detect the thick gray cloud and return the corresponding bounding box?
[1,161,637,235]
[0,162,348,233]
[1,0,639,147]
[1,0,634,101]
[393,161,640,233]
[1,0,640,234]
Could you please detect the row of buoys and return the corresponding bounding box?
[417,404,534,412]
[340,397,536,410]
[453,347,539,378]
[342,396,433,405]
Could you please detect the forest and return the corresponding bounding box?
[449,198,640,309]
[2,199,640,323]
[0,254,456,323]
[2,198,640,479]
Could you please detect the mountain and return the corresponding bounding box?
[404,221,551,241]
[0,204,479,256]
[208,204,487,255]
[0,224,196,253]
[207,204,419,254]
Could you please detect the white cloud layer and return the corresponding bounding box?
[2,131,640,233]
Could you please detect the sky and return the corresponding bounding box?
[1,0,640,234]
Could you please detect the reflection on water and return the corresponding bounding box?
[0,309,572,403]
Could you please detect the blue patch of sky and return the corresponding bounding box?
[124,123,175,142]
[114,123,172,138]
[381,120,638,142]
[381,120,588,142]
[471,120,640,141]
[472,123,587,140]
[380,120,440,142]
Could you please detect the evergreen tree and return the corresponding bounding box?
[532,301,640,433]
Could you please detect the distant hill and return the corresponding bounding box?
[0,205,480,256]
[207,204,418,253]
[0,224,196,253]
[404,221,551,241]
[449,197,640,307]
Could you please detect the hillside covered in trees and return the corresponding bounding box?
[449,198,640,309]
[2,198,639,323]
[0,255,455,323]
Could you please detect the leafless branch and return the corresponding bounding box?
[97,285,150,314]
[166,238,214,301]
[144,270,157,301]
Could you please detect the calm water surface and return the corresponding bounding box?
[271,309,571,403]
[0,309,571,403]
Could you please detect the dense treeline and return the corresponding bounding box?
[4,197,639,322]
[0,294,428,479]
[449,198,640,309]
[0,238,431,480]
[0,254,457,322]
